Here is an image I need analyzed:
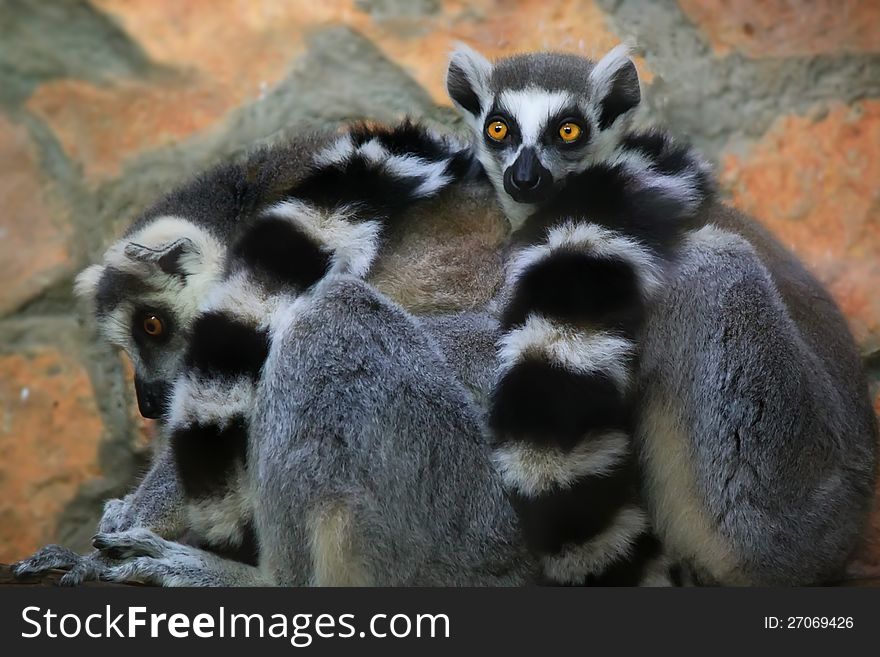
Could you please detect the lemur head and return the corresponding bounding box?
[447,44,641,225]
[75,217,225,419]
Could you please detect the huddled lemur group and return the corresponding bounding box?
[15,46,877,586]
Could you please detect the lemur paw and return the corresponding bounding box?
[101,556,179,586]
[59,550,126,586]
[92,527,173,586]
[93,529,201,586]
[12,544,81,577]
[92,527,169,560]
[92,529,215,586]
[12,545,124,586]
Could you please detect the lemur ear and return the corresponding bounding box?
[124,237,199,278]
[590,45,641,130]
[74,264,105,301]
[447,43,492,118]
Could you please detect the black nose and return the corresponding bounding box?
[134,375,170,419]
[512,156,541,189]
[503,147,553,203]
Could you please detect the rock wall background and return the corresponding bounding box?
[0,0,878,575]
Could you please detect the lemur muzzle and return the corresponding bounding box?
[504,147,553,203]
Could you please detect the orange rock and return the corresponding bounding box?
[0,349,104,563]
[96,0,644,106]
[0,115,73,317]
[720,101,880,352]
[351,0,651,104]
[678,0,880,58]
[27,77,232,181]
[29,0,350,181]
[92,0,348,92]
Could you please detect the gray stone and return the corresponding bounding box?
[0,0,153,108]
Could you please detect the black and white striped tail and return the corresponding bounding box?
[290,119,475,223]
[491,130,714,586]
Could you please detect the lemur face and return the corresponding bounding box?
[75,217,225,419]
[447,45,641,225]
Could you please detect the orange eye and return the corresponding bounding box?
[142,315,164,337]
[559,122,582,143]
[486,120,509,141]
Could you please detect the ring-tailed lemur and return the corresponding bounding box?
[447,44,878,586]
[14,122,531,586]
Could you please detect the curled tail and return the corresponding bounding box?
[491,130,714,586]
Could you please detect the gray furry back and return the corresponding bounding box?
[638,204,877,585]
[252,276,530,586]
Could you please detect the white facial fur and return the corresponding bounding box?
[498,89,571,147]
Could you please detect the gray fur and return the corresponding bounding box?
[97,439,185,536]
[639,209,877,585]
[252,276,528,586]
[420,310,500,410]
[487,52,597,93]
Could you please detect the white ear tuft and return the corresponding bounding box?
[590,44,641,129]
[74,264,104,301]
[590,44,633,85]
[447,42,493,117]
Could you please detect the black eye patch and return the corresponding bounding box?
[543,108,590,146]
[483,103,521,149]
[131,306,174,346]
[94,267,151,315]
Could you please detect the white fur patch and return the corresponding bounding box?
[497,315,635,390]
[608,137,712,216]
[74,264,104,301]
[498,89,571,146]
[167,374,255,430]
[636,393,743,584]
[356,138,387,162]
[448,42,493,127]
[263,200,382,278]
[265,292,315,345]
[589,44,635,102]
[356,138,454,198]
[506,221,663,298]
[634,168,701,213]
[186,471,255,548]
[200,270,285,327]
[542,505,649,584]
[493,431,630,498]
[307,499,372,586]
[313,134,355,167]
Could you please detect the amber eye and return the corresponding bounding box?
[559,122,582,143]
[142,315,164,337]
[486,120,509,141]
